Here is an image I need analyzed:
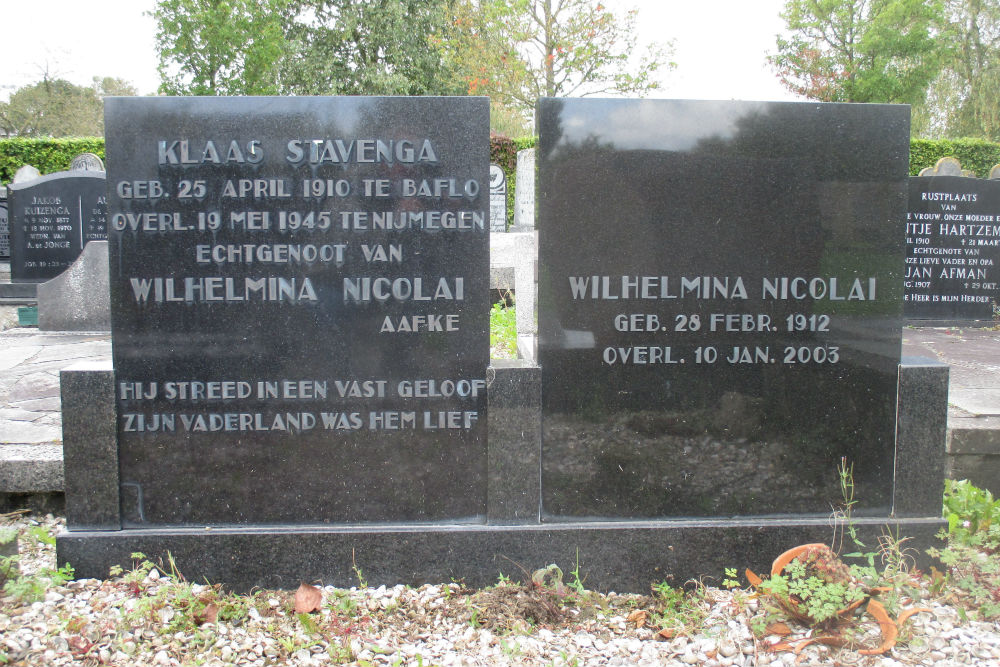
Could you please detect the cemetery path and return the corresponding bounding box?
[0,328,110,494]
[903,327,1000,419]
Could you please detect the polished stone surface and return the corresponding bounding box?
[895,357,948,516]
[905,175,1000,321]
[105,97,490,526]
[61,362,118,530]
[537,99,909,520]
[487,361,541,524]
[8,171,107,282]
[57,516,944,593]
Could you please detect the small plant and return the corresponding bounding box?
[490,298,517,358]
[2,559,75,603]
[942,479,1000,548]
[927,479,1000,620]
[567,549,586,594]
[756,547,867,625]
[648,580,708,637]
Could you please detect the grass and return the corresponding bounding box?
[490,299,517,359]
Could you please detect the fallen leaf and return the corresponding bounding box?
[626,609,647,627]
[195,603,219,625]
[767,640,796,652]
[294,582,323,614]
[897,606,933,628]
[859,599,898,655]
[766,622,792,636]
[745,569,763,587]
[657,627,675,639]
[792,635,847,654]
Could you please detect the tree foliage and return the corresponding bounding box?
[153,0,292,95]
[0,77,137,138]
[281,0,463,96]
[769,0,944,104]
[440,0,672,115]
[915,0,1000,140]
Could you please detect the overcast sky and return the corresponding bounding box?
[0,0,798,103]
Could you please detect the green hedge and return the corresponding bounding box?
[0,138,105,184]
[490,133,521,229]
[909,138,1000,178]
[8,135,1000,209]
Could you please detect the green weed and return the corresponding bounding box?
[490,299,517,358]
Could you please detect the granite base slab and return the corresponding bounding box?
[57,517,944,593]
[0,283,37,299]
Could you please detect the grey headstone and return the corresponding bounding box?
[69,153,105,172]
[12,165,40,184]
[0,188,8,259]
[489,164,507,232]
[37,240,111,331]
[512,148,535,231]
[919,157,974,177]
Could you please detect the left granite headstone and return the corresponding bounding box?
[106,96,490,526]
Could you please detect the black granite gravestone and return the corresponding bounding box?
[904,175,1000,321]
[58,97,946,593]
[106,96,489,526]
[538,99,908,520]
[7,172,107,281]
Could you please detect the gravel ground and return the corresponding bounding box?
[2,513,1000,667]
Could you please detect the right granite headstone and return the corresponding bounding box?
[537,99,908,520]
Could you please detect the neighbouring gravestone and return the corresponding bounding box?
[0,187,8,259]
[538,98,908,519]
[489,164,507,232]
[512,148,535,231]
[12,165,40,184]
[7,171,108,282]
[69,153,105,172]
[905,159,1000,322]
[105,96,489,526]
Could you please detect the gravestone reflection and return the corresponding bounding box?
[537,98,907,520]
